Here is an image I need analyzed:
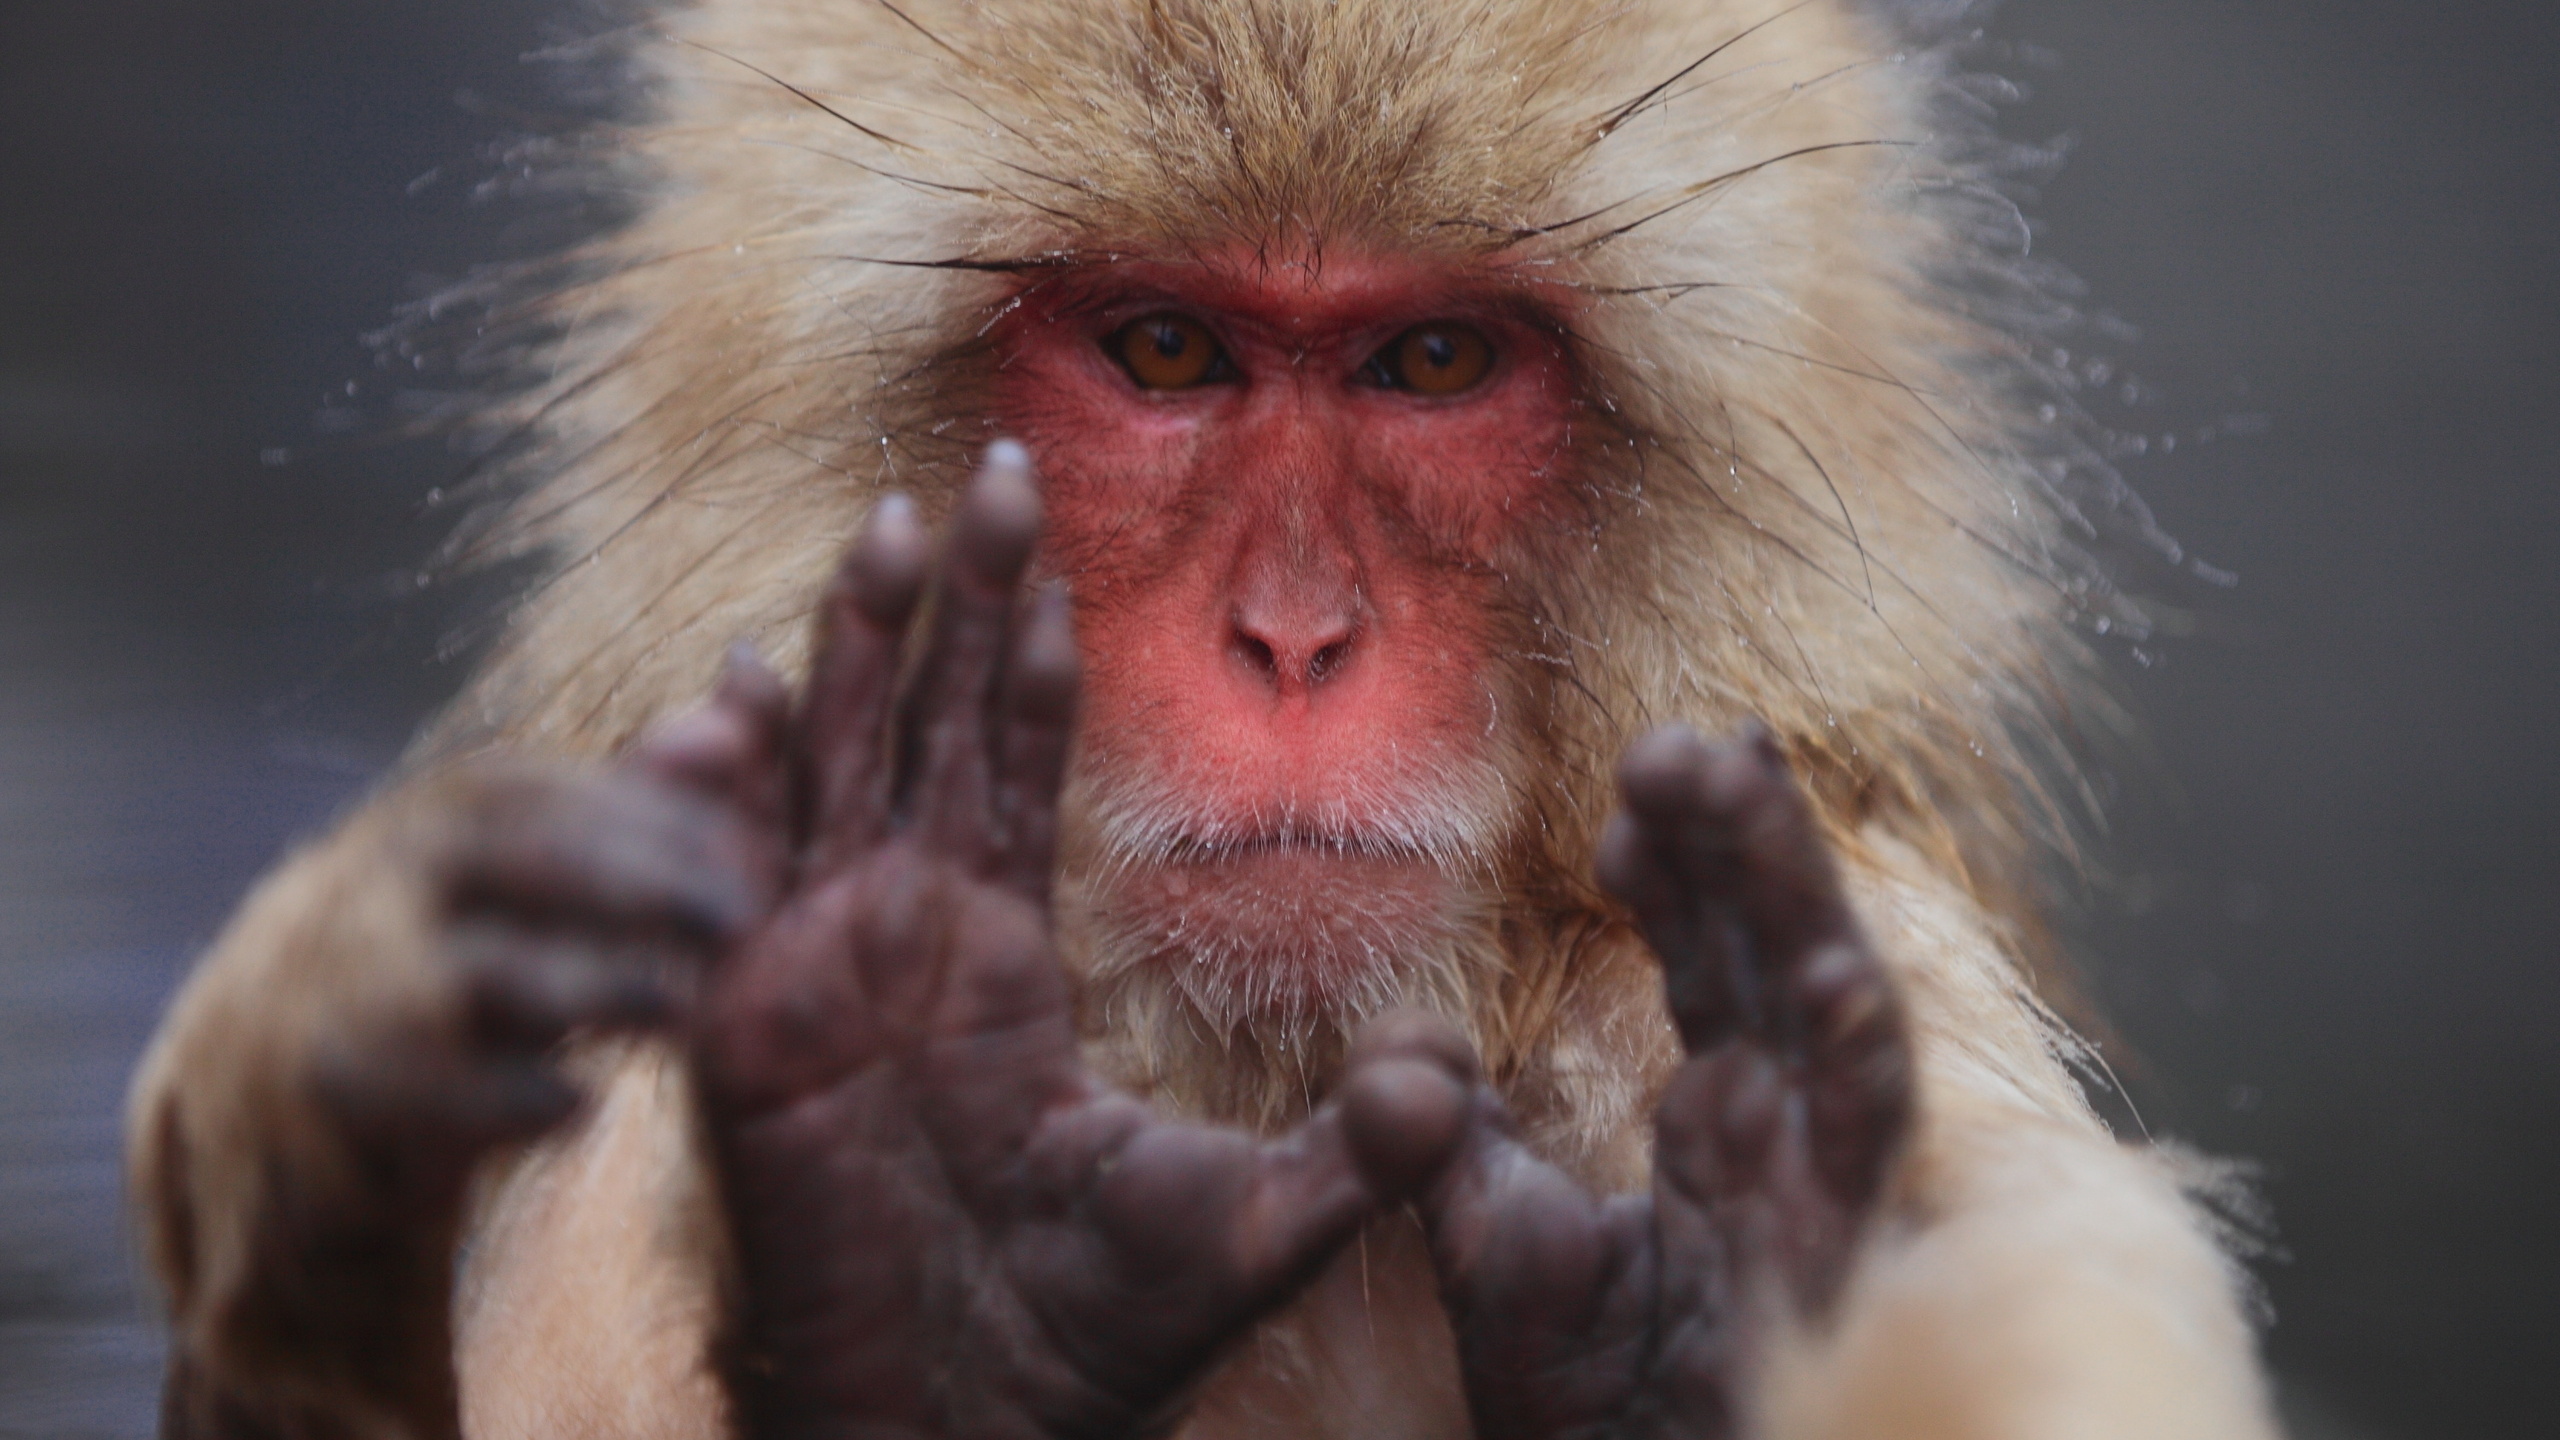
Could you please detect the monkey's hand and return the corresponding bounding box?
[133,740,778,1437]
[1407,727,1915,1440]
[687,447,1472,1440]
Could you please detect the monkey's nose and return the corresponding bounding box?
[1229,602,1359,694]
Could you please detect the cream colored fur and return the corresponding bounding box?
[129,1,2282,1437]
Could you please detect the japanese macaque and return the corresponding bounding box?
[126,1,2282,1438]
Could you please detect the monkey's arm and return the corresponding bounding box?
[1407,736,2280,1440]
[1742,847,2282,1440]
[127,757,776,1440]
[1402,728,1911,1440]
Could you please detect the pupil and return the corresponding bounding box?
[1152,325,1188,359]
[1421,333,1457,369]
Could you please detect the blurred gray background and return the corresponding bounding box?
[1,1,2550,1435]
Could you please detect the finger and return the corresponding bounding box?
[911,886,1084,1198]
[1087,1123,1301,1290]
[903,441,1042,863]
[1195,1027,1477,1295]
[688,874,886,1117]
[1609,724,1863,1053]
[438,767,766,945]
[1652,1048,1786,1206]
[1339,1009,1479,1199]
[1432,1124,1609,1320]
[633,648,790,806]
[1793,943,1913,1206]
[1655,1039,1879,1318]
[1596,802,1752,1052]
[991,581,1081,900]
[1688,725,1858,967]
[1085,1103,1383,1312]
[632,648,794,865]
[313,1042,582,1165]
[453,925,690,1051]
[1068,1022,1474,1306]
[800,492,930,872]
[1418,1092,1664,1440]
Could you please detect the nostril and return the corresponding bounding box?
[1229,602,1358,693]
[1233,631,1279,679]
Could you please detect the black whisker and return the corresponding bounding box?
[1579,140,1914,248]
[872,0,967,62]
[678,39,914,151]
[1595,0,1819,137]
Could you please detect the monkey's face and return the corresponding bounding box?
[994,247,1585,1019]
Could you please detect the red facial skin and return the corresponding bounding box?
[992,248,1581,985]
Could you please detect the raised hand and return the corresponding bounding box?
[1410,727,1915,1440]
[675,444,1472,1440]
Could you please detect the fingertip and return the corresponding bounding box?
[1739,717,1785,764]
[959,441,1042,584]
[1093,1124,1239,1267]
[717,643,790,721]
[983,436,1033,477]
[850,490,930,622]
[1338,1058,1472,1201]
[1695,736,1793,823]
[1618,723,1712,820]
[633,703,754,784]
[1347,1008,1481,1084]
[1591,809,1651,903]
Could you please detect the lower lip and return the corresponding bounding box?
[1116,844,1457,931]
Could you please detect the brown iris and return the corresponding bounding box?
[1113,313,1224,390]
[1374,323,1494,395]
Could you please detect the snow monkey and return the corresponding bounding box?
[127,1,2282,1438]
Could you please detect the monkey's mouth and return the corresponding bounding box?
[1155,829,1440,866]
[1111,829,1455,907]
[1071,782,1504,973]
[1083,790,1500,875]
[1079,822,1482,979]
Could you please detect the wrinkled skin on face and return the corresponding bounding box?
[993,249,1586,1007]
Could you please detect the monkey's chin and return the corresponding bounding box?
[1086,847,1480,1025]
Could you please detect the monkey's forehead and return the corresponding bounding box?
[984,246,1591,342]
[651,0,1906,262]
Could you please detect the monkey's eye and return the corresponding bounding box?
[1110,313,1231,390]
[1364,323,1494,396]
